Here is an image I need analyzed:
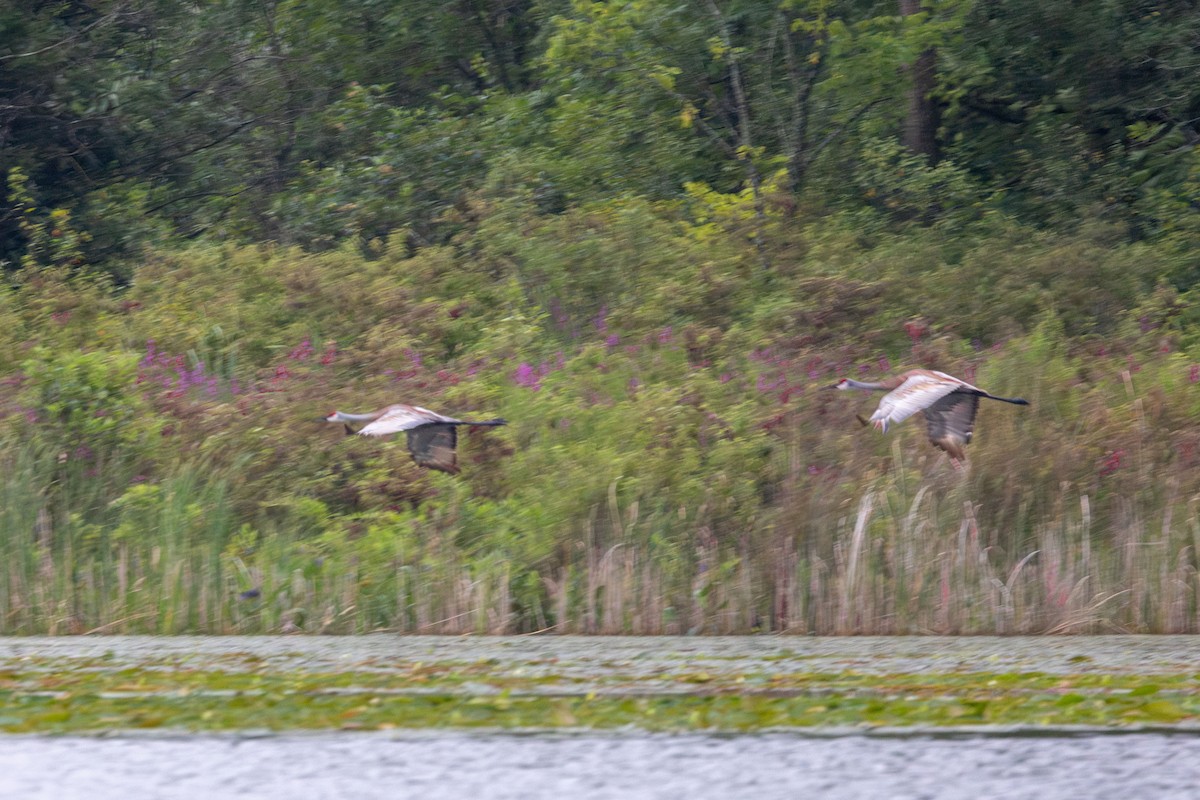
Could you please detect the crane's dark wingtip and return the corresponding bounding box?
[854,414,870,428]
[989,395,1030,406]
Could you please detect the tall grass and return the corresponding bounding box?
[1,431,1197,635]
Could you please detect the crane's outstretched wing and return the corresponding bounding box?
[922,391,979,460]
[868,374,960,433]
[406,424,459,474]
[357,405,461,437]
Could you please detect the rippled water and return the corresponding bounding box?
[3,635,1200,798]
[2,730,1198,800]
[3,633,1199,677]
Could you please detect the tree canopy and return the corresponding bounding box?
[3,0,1196,269]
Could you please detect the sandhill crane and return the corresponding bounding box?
[323,404,507,475]
[829,369,1029,464]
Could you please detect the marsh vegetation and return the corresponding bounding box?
[2,2,1200,634]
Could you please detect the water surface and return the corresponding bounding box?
[3,635,1200,798]
[2,730,1197,800]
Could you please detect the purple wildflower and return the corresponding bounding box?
[657,326,672,344]
[593,305,608,333]
[904,320,927,341]
[605,334,620,348]
[141,340,157,368]
[756,373,785,393]
[289,339,314,360]
[514,362,541,390]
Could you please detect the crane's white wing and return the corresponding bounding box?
[929,370,982,393]
[357,405,461,437]
[869,374,960,433]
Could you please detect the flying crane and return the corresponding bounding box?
[830,369,1029,464]
[323,404,507,475]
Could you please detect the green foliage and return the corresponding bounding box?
[4,652,1200,733]
[2,1,1200,634]
[18,349,155,452]
[271,86,490,250]
[5,169,91,271]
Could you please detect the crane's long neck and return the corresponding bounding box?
[842,379,888,391]
[332,411,379,423]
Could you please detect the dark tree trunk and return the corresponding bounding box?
[900,0,939,162]
[706,0,771,274]
[781,13,822,200]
